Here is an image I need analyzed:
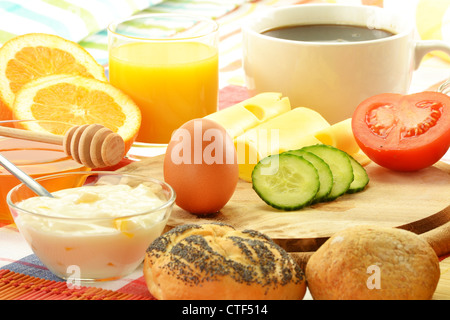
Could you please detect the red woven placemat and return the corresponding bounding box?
[0,269,154,300]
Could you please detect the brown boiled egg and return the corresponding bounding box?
[163,118,239,215]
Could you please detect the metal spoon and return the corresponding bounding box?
[0,153,54,198]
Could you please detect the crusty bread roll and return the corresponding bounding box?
[305,225,440,300]
[144,223,306,300]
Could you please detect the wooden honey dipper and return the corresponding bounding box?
[0,123,125,168]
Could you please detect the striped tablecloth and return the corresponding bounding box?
[0,0,450,301]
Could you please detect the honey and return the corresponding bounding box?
[0,137,89,223]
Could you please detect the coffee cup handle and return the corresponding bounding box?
[415,40,450,69]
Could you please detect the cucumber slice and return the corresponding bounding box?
[285,149,333,203]
[301,145,354,201]
[347,155,369,193]
[252,153,320,211]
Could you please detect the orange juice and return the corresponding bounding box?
[0,138,90,224]
[109,41,218,144]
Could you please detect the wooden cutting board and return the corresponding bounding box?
[118,155,450,252]
[434,256,450,300]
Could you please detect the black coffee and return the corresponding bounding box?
[262,24,395,43]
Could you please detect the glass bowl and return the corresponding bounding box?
[0,120,90,224]
[7,171,176,282]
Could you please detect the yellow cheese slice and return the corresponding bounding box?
[205,93,370,182]
[349,150,372,166]
[235,107,331,182]
[314,118,371,166]
[204,92,291,139]
[314,118,359,155]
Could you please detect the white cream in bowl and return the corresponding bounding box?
[12,181,173,282]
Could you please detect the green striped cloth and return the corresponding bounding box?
[81,0,247,65]
[0,0,163,46]
[0,0,246,66]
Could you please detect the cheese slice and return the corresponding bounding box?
[314,118,359,155]
[204,92,291,139]
[204,93,370,182]
[235,107,331,181]
[314,118,371,166]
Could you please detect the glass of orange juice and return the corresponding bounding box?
[0,120,90,224]
[107,13,219,145]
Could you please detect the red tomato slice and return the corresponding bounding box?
[352,91,450,171]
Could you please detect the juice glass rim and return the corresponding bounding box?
[107,12,219,42]
[7,171,177,222]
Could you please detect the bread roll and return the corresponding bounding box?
[305,225,440,300]
[144,222,306,300]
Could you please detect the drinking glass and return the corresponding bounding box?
[108,13,219,145]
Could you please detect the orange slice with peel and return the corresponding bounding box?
[0,33,107,120]
[12,74,141,158]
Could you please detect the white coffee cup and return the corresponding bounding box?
[242,4,450,124]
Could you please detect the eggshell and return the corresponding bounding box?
[163,118,238,214]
